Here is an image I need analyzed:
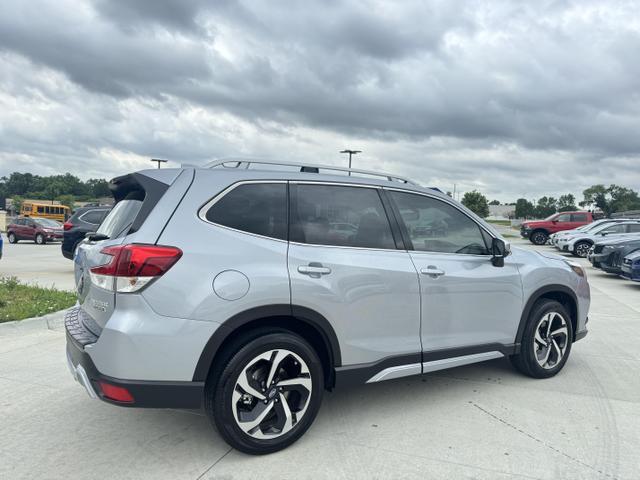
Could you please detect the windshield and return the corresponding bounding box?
[544,214,557,221]
[96,199,142,239]
[34,218,61,227]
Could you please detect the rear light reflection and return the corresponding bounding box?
[98,382,134,403]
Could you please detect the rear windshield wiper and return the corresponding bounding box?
[86,232,110,242]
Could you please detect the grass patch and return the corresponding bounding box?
[0,277,76,323]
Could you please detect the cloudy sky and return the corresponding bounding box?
[1,0,639,202]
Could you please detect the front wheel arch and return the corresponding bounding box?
[515,286,578,346]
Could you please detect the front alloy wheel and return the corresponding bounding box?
[533,312,568,369]
[510,299,573,378]
[574,241,591,258]
[530,231,548,245]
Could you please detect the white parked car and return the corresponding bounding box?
[556,221,640,257]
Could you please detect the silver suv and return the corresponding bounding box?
[66,160,590,454]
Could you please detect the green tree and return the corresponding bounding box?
[515,198,535,219]
[489,199,500,205]
[580,184,640,216]
[57,194,76,211]
[557,194,577,212]
[86,178,110,197]
[534,196,557,218]
[11,195,24,215]
[461,190,490,218]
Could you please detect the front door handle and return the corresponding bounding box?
[298,264,332,277]
[420,266,445,278]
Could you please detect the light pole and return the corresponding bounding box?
[151,158,168,169]
[340,150,361,175]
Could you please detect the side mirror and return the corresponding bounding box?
[491,237,510,267]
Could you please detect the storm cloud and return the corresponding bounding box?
[1,0,639,201]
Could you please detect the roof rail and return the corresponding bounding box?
[204,157,419,186]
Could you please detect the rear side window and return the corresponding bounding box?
[205,183,287,240]
[290,184,395,249]
[627,224,640,233]
[81,210,107,225]
[571,213,588,222]
[97,200,142,239]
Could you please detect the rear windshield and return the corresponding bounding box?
[96,199,142,239]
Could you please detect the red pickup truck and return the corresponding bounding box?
[520,211,594,245]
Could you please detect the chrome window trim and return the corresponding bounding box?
[383,186,498,256]
[197,180,289,243]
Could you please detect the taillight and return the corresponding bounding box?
[89,244,182,293]
[63,221,73,231]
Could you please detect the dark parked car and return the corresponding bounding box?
[61,206,111,259]
[7,217,63,244]
[588,235,640,272]
[621,250,640,282]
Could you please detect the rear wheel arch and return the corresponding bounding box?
[194,305,341,389]
[516,285,578,346]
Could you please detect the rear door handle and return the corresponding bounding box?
[298,264,332,276]
[420,266,445,278]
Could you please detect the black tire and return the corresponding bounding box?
[35,233,45,245]
[530,230,548,245]
[8,232,18,244]
[510,299,573,379]
[573,241,591,258]
[205,329,324,455]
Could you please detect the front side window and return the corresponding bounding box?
[390,191,490,255]
[205,183,287,240]
[571,213,588,222]
[555,214,571,222]
[290,184,395,249]
[601,224,626,234]
[627,224,640,233]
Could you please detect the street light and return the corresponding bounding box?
[340,149,361,175]
[151,158,168,169]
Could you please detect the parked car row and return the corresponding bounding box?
[2,206,111,258]
[520,211,595,245]
[539,217,640,283]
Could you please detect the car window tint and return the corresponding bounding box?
[390,191,490,255]
[556,214,571,222]
[571,213,588,222]
[627,224,640,233]
[82,210,105,224]
[205,183,287,240]
[603,224,626,234]
[290,185,395,249]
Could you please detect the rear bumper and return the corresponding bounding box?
[64,305,207,409]
[66,336,204,408]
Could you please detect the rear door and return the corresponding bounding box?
[287,182,421,367]
[387,190,523,355]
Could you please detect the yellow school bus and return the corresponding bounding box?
[21,202,70,221]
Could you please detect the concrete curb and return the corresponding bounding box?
[0,309,67,335]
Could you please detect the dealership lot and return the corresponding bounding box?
[0,239,639,479]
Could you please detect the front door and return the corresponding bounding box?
[387,190,523,357]
[287,183,421,368]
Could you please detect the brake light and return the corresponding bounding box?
[99,382,134,403]
[63,221,73,231]
[89,244,182,293]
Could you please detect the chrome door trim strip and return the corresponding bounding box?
[366,363,422,383]
[422,351,503,373]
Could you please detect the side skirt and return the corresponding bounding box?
[334,343,517,387]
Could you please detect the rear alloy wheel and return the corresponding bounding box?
[510,299,573,378]
[574,241,591,258]
[206,332,323,454]
[8,232,18,244]
[35,233,45,245]
[530,230,548,245]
